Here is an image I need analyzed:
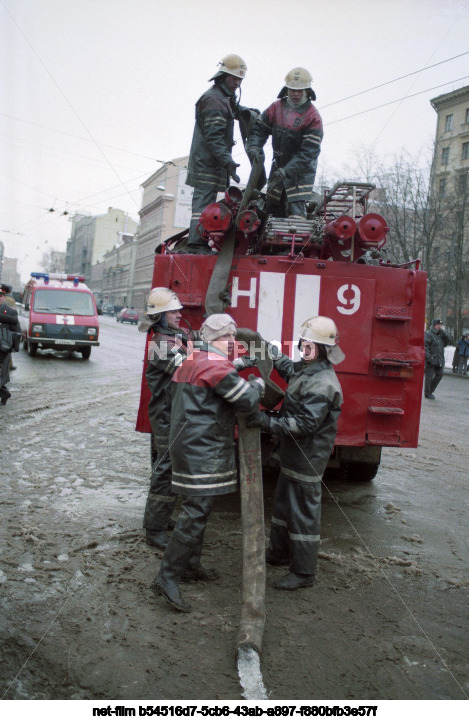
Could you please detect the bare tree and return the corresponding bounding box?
[346,148,468,333]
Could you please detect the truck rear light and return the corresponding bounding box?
[372,352,419,378]
[373,365,414,378]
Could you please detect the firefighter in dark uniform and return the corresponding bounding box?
[247,67,323,218]
[0,285,21,405]
[141,287,192,549]
[1,284,17,370]
[424,318,453,399]
[151,313,265,613]
[186,54,247,253]
[247,316,344,591]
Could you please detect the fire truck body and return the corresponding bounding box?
[22,272,100,359]
[136,181,427,481]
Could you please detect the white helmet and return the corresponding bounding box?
[210,53,247,81]
[299,316,338,345]
[146,287,183,317]
[299,316,345,365]
[278,67,316,100]
[285,67,313,90]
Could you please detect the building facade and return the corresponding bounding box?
[132,156,193,311]
[65,208,138,284]
[101,234,138,310]
[430,85,469,333]
[1,256,22,293]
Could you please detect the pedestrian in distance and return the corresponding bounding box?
[140,287,195,550]
[186,53,252,254]
[246,316,344,591]
[424,318,453,399]
[246,67,323,219]
[151,313,264,613]
[456,333,469,375]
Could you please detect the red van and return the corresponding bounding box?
[22,272,100,359]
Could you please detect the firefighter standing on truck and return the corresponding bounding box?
[246,316,344,590]
[141,287,194,549]
[186,54,248,254]
[151,313,265,613]
[247,67,323,219]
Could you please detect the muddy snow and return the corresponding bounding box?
[1,318,468,705]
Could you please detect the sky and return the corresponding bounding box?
[1,0,469,283]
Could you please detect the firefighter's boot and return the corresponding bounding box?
[180,539,219,582]
[151,535,196,613]
[273,571,315,591]
[145,530,169,549]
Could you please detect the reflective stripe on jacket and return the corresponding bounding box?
[269,355,342,484]
[145,323,191,439]
[169,343,261,496]
[186,83,238,192]
[248,98,323,202]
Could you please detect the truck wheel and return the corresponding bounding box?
[28,342,38,357]
[323,463,348,483]
[81,346,92,360]
[346,461,380,483]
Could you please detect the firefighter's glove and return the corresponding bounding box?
[247,376,266,399]
[226,162,240,184]
[269,168,287,188]
[245,410,271,430]
[247,147,264,164]
[233,355,260,371]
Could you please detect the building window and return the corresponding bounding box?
[462,142,469,160]
[458,174,467,195]
[439,178,446,197]
[441,147,449,165]
[445,114,453,132]
[466,108,469,124]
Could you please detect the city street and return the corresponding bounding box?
[0,316,468,701]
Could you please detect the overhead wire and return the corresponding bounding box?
[324,75,469,126]
[319,51,469,109]
[2,3,467,242]
[1,2,144,213]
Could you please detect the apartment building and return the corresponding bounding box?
[132,156,193,311]
[430,84,469,197]
[65,208,138,284]
[430,84,469,332]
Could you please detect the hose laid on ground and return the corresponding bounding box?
[236,415,266,655]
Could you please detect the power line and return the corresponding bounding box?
[0,112,173,166]
[1,3,143,212]
[326,75,469,126]
[320,51,469,109]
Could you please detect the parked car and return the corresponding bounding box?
[102,303,114,316]
[116,307,139,325]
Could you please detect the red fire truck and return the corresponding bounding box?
[136,181,427,482]
[21,272,100,359]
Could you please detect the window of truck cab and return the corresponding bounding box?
[33,289,95,316]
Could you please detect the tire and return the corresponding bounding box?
[81,346,92,360]
[323,463,348,484]
[28,342,38,357]
[346,461,380,483]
